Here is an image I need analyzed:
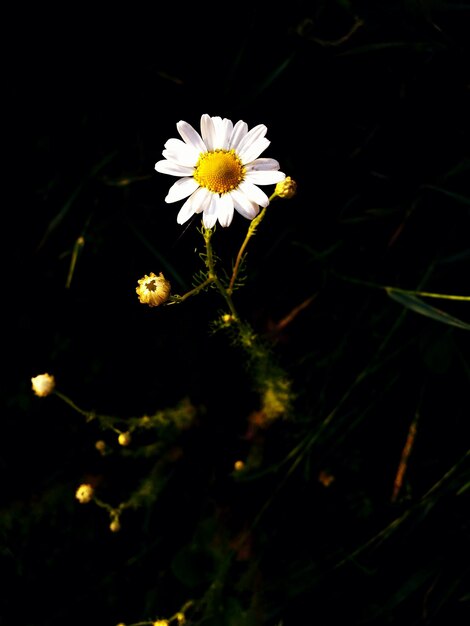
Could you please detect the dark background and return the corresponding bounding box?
[3,2,470,625]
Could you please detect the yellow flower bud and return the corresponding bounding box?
[95,440,106,454]
[221,313,235,325]
[118,432,131,446]
[110,518,121,533]
[75,483,94,504]
[31,373,56,397]
[275,176,297,199]
[234,460,245,472]
[136,272,171,307]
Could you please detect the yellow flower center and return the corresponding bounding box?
[194,149,245,194]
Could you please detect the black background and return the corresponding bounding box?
[3,2,470,625]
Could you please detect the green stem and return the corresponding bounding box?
[53,390,119,428]
[169,275,215,303]
[53,390,92,419]
[203,227,239,318]
[228,191,278,294]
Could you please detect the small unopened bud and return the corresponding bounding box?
[95,440,107,454]
[75,483,94,504]
[153,621,169,626]
[118,432,131,446]
[275,176,297,199]
[31,373,56,397]
[136,272,171,307]
[234,460,245,472]
[221,313,235,325]
[110,518,121,532]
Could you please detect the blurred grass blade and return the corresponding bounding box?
[386,289,470,330]
[421,184,470,206]
[251,53,296,98]
[65,235,85,289]
[37,151,117,250]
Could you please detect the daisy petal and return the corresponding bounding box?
[177,120,207,152]
[245,170,286,185]
[165,177,200,203]
[163,138,200,166]
[202,195,218,229]
[217,193,235,227]
[190,186,212,214]
[155,160,195,177]
[239,137,271,164]
[237,124,268,156]
[230,188,259,220]
[238,180,270,207]
[213,117,233,150]
[177,193,197,224]
[200,114,216,151]
[229,120,248,150]
[245,158,280,171]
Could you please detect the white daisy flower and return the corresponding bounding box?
[155,114,285,228]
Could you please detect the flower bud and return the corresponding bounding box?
[275,176,297,199]
[110,518,121,533]
[95,440,107,455]
[31,373,56,397]
[75,483,94,504]
[136,272,171,307]
[118,432,131,446]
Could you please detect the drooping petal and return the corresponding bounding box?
[245,170,286,185]
[177,192,198,224]
[177,120,207,152]
[238,180,270,207]
[165,177,200,203]
[230,188,259,220]
[163,138,200,166]
[238,137,271,164]
[217,193,235,227]
[155,160,195,177]
[229,120,248,150]
[245,158,280,171]
[190,186,212,214]
[202,195,218,229]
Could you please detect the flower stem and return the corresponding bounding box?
[53,390,92,419]
[203,227,238,319]
[170,275,215,303]
[53,390,118,428]
[228,191,278,294]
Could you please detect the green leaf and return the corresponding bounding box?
[386,289,470,331]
